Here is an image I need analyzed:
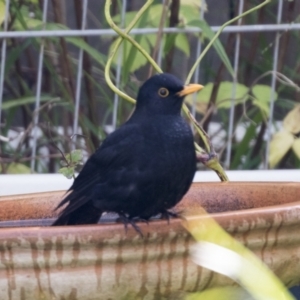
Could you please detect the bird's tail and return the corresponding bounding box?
[52,201,102,226]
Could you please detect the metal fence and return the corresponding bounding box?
[0,0,299,173]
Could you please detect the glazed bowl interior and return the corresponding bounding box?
[0,182,299,227]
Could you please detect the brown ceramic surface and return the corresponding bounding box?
[0,182,299,220]
[0,182,299,299]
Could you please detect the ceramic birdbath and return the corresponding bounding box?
[0,182,299,299]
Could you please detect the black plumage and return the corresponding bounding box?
[53,73,203,228]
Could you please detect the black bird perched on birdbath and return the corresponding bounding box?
[53,73,203,232]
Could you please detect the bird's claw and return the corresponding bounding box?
[117,213,144,237]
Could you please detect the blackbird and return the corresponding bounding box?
[53,73,203,229]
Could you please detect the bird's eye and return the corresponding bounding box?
[158,88,169,98]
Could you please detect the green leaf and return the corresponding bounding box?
[113,4,162,28]
[163,34,177,55]
[63,149,83,174]
[109,31,153,75]
[215,82,249,108]
[112,11,139,27]
[1,163,32,174]
[180,5,202,26]
[5,39,32,77]
[69,149,83,164]
[145,34,157,46]
[13,12,43,30]
[188,19,234,77]
[269,130,294,168]
[183,208,295,300]
[252,84,278,116]
[146,4,166,27]
[12,19,107,68]
[1,96,60,110]
[292,139,300,159]
[66,37,106,67]
[58,166,75,179]
[252,99,269,118]
[0,0,6,26]
[185,81,248,114]
[186,287,251,300]
[283,105,300,134]
[109,39,148,74]
[181,0,205,8]
[174,33,190,57]
[124,8,150,78]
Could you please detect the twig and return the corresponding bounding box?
[47,123,69,167]
[14,99,60,153]
[148,0,170,77]
[250,70,300,93]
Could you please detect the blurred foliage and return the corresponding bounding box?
[186,81,249,112]
[186,287,254,300]
[0,162,31,173]
[111,2,234,79]
[0,0,299,173]
[183,208,295,300]
[269,105,300,168]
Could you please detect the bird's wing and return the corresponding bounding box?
[56,123,144,214]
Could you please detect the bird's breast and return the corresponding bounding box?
[139,116,196,169]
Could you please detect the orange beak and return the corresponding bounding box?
[177,83,204,97]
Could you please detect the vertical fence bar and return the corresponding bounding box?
[225,0,244,169]
[264,0,283,169]
[112,0,127,131]
[30,0,49,171]
[191,0,205,118]
[0,0,10,133]
[72,0,88,146]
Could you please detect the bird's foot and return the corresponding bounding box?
[117,213,144,237]
[160,210,180,224]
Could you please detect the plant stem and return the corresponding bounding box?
[104,0,225,180]
[104,0,157,104]
[186,0,272,84]
[104,0,269,181]
[165,0,180,73]
[148,0,170,77]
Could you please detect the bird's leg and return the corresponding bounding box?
[117,213,144,237]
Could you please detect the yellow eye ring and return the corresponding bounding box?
[158,87,169,98]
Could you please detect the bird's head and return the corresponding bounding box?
[135,73,203,116]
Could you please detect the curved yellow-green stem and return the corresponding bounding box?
[104,0,224,181]
[185,0,271,84]
[182,104,211,154]
[104,0,155,104]
[104,0,210,153]
[106,12,162,74]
